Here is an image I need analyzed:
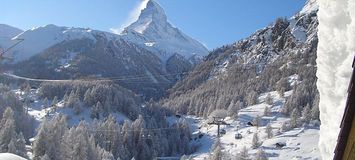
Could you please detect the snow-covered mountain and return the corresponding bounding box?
[0,0,211,99]
[11,25,98,62]
[165,0,318,124]
[0,24,23,57]
[121,0,209,61]
[12,33,174,99]
[0,24,22,38]
[0,0,208,64]
[162,1,320,159]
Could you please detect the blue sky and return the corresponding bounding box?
[1,0,306,49]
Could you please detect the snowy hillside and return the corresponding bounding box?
[0,24,23,38]
[0,153,27,160]
[0,24,23,58]
[121,0,209,61]
[11,24,99,62]
[162,0,320,159]
[13,88,130,128]
[184,91,320,159]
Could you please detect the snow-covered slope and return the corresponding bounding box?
[0,153,27,160]
[0,24,23,57]
[121,0,209,61]
[163,1,320,159]
[0,24,23,38]
[182,91,320,160]
[12,24,97,62]
[299,0,318,15]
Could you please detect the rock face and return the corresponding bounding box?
[163,1,319,116]
[121,0,209,61]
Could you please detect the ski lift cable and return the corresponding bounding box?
[0,38,24,57]
[0,72,187,83]
[0,54,316,83]
[87,127,184,133]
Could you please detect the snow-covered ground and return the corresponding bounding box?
[12,88,320,159]
[183,91,320,159]
[13,89,130,127]
[0,153,27,160]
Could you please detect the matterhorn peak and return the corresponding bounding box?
[121,0,208,61]
[123,0,168,34]
[142,0,167,22]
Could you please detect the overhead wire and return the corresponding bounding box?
[0,54,316,83]
[0,37,24,57]
[1,55,316,84]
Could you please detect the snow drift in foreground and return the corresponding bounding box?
[0,153,27,160]
[317,0,355,159]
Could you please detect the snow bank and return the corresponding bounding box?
[316,0,355,159]
[0,153,27,160]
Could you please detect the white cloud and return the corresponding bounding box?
[110,0,149,34]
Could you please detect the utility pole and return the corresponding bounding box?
[208,116,230,137]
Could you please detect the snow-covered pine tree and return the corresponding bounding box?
[311,95,320,120]
[263,107,271,116]
[7,137,17,155]
[43,97,49,109]
[40,154,51,160]
[63,92,69,104]
[14,133,27,158]
[290,108,300,128]
[246,91,258,106]
[255,148,268,160]
[103,97,111,117]
[73,99,83,115]
[52,96,58,107]
[83,88,92,106]
[251,133,261,149]
[281,121,291,133]
[237,146,250,160]
[209,144,223,160]
[33,115,67,160]
[302,104,311,124]
[62,121,90,160]
[87,135,100,160]
[253,115,261,128]
[90,104,100,119]
[265,123,273,139]
[32,120,49,160]
[135,129,152,160]
[265,94,273,105]
[98,147,115,160]
[227,100,239,118]
[0,107,16,152]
